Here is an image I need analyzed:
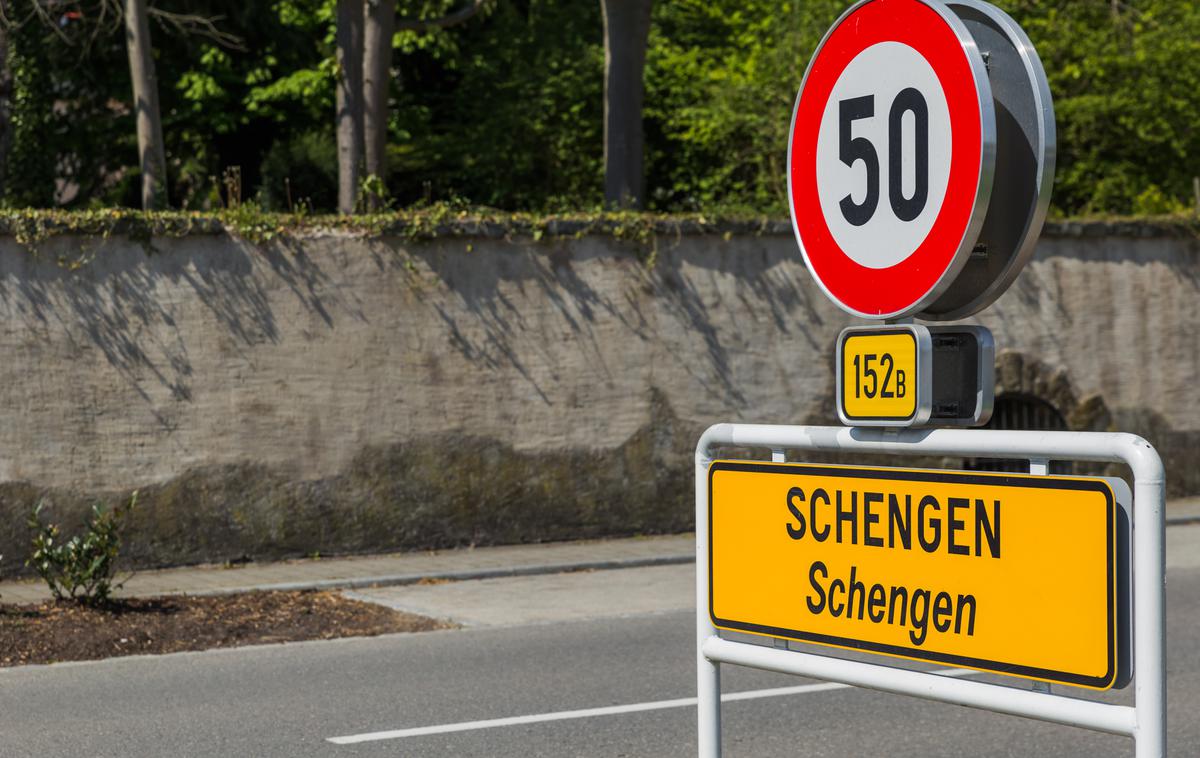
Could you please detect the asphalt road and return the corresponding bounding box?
[1,548,1197,756]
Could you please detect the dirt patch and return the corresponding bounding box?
[0,590,452,667]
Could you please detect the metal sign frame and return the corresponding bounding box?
[694,424,1166,758]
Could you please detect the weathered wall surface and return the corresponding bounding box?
[0,225,1194,571]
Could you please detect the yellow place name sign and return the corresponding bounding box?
[709,461,1121,689]
[838,329,922,423]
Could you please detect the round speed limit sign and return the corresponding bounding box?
[789,0,996,319]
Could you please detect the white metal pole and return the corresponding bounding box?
[696,432,723,758]
[1029,457,1052,695]
[702,636,1136,735]
[1125,442,1167,758]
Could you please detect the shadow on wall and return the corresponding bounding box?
[0,235,370,435]
[369,237,656,407]
[0,230,827,447]
[382,234,827,411]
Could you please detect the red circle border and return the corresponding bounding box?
[788,0,988,317]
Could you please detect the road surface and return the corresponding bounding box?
[1,527,1197,757]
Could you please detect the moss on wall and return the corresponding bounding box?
[0,389,701,575]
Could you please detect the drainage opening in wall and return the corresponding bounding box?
[963,393,1073,475]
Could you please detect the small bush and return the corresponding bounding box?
[26,493,137,604]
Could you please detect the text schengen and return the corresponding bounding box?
[785,485,1001,646]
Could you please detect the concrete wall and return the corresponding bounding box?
[0,223,1194,571]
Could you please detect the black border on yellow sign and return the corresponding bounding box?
[709,461,1118,689]
[838,329,919,423]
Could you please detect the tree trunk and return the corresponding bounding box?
[362,0,396,211]
[336,0,366,214]
[125,0,168,210]
[0,4,11,202]
[600,0,652,210]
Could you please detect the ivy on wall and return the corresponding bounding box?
[0,207,1193,266]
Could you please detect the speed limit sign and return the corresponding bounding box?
[788,0,1054,320]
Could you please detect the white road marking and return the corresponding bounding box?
[327,667,978,745]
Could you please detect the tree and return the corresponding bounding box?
[338,0,488,214]
[5,0,239,210]
[362,0,395,210]
[0,1,10,201]
[335,0,365,214]
[643,0,830,215]
[116,0,241,210]
[380,0,603,209]
[1013,0,1200,214]
[600,0,652,209]
[125,0,167,209]
[3,2,58,207]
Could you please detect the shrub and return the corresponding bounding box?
[26,493,137,605]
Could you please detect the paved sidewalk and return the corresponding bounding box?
[1170,497,1200,524]
[347,562,696,627]
[0,533,694,605]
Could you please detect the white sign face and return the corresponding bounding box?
[787,0,995,319]
[815,42,953,269]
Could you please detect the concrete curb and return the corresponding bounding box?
[5,517,1195,602]
[122,518,1200,598]
[172,553,697,598]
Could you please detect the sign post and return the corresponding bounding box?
[697,0,1164,756]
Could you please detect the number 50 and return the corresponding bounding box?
[838,88,929,227]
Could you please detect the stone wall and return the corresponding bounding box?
[0,223,1194,571]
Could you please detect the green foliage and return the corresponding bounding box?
[259,131,338,212]
[5,10,58,208]
[27,493,137,605]
[385,0,603,208]
[358,174,393,212]
[165,1,338,209]
[1000,0,1200,215]
[2,1,139,209]
[644,0,842,214]
[0,0,1197,217]
[646,0,1200,216]
[0,205,791,251]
